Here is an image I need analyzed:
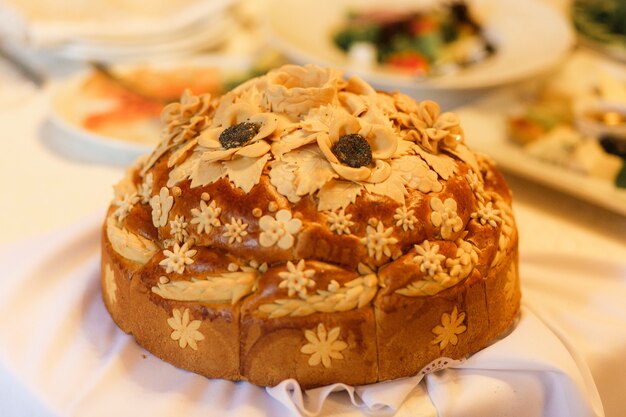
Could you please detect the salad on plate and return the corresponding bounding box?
[332,1,495,77]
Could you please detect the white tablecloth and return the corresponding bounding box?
[0,212,612,417]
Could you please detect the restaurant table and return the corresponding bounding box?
[1,55,626,416]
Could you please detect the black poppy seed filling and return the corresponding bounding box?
[219,122,261,149]
[332,134,372,168]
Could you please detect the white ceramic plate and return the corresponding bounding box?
[266,0,574,92]
[50,73,160,159]
[0,0,234,48]
[49,56,253,164]
[456,90,626,216]
[50,14,235,63]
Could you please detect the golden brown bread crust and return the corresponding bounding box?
[100,64,520,389]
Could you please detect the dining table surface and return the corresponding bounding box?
[1,1,625,416]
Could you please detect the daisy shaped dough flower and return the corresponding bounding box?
[167,308,205,350]
[169,215,189,244]
[259,209,302,250]
[432,306,467,350]
[471,201,502,228]
[430,197,463,239]
[223,217,249,244]
[138,173,153,204]
[113,192,139,223]
[360,220,398,261]
[159,242,197,274]
[446,239,479,279]
[465,170,485,202]
[317,111,397,184]
[150,187,174,228]
[407,100,463,154]
[327,209,354,235]
[300,323,348,368]
[278,259,316,298]
[394,206,418,232]
[190,199,222,234]
[413,240,446,277]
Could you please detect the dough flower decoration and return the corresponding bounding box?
[159,241,197,274]
[404,100,464,154]
[278,260,316,298]
[222,217,249,244]
[300,323,348,368]
[465,169,485,202]
[190,199,222,234]
[471,201,502,228]
[162,89,214,145]
[197,95,282,163]
[167,308,205,350]
[431,306,467,350]
[360,220,398,261]
[430,197,463,239]
[112,192,139,223]
[317,111,397,183]
[263,64,347,118]
[142,90,213,174]
[191,91,291,192]
[327,209,354,235]
[259,209,302,250]
[397,237,479,297]
[389,91,420,128]
[413,240,445,277]
[150,186,174,228]
[269,76,388,159]
[169,215,189,244]
[270,106,405,211]
[138,172,153,204]
[394,205,418,232]
[446,239,479,279]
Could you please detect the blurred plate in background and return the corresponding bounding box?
[48,13,236,63]
[0,0,234,46]
[457,75,626,217]
[48,55,255,162]
[266,0,574,93]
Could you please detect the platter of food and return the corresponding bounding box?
[266,0,574,91]
[573,0,626,62]
[49,56,268,160]
[456,51,626,216]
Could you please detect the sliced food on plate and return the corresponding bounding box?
[507,53,626,188]
[50,55,285,153]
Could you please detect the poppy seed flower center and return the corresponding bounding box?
[332,134,372,168]
[219,122,261,149]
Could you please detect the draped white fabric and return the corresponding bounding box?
[0,213,614,417]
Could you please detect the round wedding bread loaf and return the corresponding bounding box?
[101,64,520,389]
